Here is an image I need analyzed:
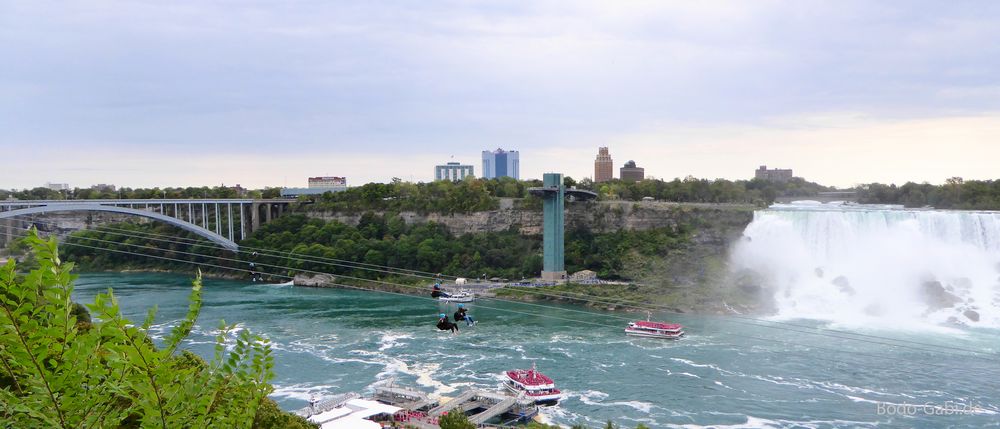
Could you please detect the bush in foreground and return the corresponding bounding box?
[0,230,314,428]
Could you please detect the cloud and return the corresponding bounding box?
[534,112,1000,187]
[1,1,999,189]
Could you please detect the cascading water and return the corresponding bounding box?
[731,202,1000,329]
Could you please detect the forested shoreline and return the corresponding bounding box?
[60,214,691,283]
[8,176,1000,210]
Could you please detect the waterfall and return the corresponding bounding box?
[731,202,1000,328]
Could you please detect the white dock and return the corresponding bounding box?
[428,389,536,424]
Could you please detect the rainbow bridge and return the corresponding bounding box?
[0,198,296,250]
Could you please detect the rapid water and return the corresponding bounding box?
[732,203,1000,330]
[73,273,999,428]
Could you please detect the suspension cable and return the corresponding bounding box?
[12,231,997,387]
[9,216,1000,359]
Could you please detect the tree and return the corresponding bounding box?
[0,230,294,428]
[438,411,475,429]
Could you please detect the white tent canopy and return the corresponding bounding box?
[320,418,381,429]
[307,407,351,424]
[308,397,401,429]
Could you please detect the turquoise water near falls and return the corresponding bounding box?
[73,273,999,428]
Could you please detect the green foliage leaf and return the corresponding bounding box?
[0,228,292,429]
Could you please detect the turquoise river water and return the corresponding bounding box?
[73,273,999,429]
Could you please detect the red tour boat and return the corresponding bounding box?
[502,363,562,404]
[625,312,685,339]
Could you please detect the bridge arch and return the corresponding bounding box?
[0,204,238,250]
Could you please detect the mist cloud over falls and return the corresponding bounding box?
[731,204,1000,329]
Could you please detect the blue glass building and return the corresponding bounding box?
[481,148,520,179]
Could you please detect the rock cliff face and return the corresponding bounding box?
[305,200,754,239]
[304,200,758,313]
[0,212,140,247]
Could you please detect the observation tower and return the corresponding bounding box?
[528,173,597,282]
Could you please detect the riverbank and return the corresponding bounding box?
[71,267,759,315]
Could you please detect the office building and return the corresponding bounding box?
[308,176,348,189]
[435,162,475,181]
[45,182,70,191]
[481,148,520,180]
[620,160,645,182]
[754,165,793,182]
[594,147,614,182]
[281,176,349,197]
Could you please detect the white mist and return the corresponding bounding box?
[731,203,1000,329]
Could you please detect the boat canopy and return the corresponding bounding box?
[634,321,682,330]
[506,369,555,388]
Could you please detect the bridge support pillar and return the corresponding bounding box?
[251,203,261,232]
[0,218,11,249]
[239,203,245,241]
[227,203,234,242]
[265,204,272,223]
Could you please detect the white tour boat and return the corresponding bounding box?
[438,291,475,303]
[502,363,562,405]
[625,313,685,339]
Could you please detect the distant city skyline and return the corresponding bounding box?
[3,2,1000,189]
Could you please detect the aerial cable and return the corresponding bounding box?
[9,217,1000,359]
[43,228,1000,363]
[6,215,445,280]
[47,218,451,279]
[6,230,998,388]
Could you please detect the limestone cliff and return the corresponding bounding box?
[304,200,757,313]
[304,199,753,238]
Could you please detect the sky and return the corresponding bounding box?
[1,0,999,189]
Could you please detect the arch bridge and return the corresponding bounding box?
[0,199,296,250]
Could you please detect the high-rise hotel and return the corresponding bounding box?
[481,148,520,179]
[594,147,614,182]
[434,162,475,181]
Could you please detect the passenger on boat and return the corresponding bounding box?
[431,283,451,298]
[436,313,458,333]
[454,304,476,326]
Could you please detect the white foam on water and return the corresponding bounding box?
[537,404,584,428]
[669,415,880,429]
[669,357,740,376]
[713,380,734,390]
[570,390,656,414]
[548,346,574,358]
[377,331,413,351]
[270,383,339,402]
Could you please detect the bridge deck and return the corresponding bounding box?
[0,198,295,207]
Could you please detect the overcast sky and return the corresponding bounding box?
[2,1,998,189]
